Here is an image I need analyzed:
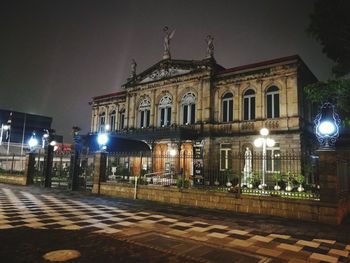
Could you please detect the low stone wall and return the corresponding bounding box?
[93,182,347,225]
[0,174,28,186]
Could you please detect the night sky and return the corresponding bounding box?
[0,0,333,142]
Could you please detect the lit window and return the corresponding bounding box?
[220,143,232,170]
[138,98,151,128]
[243,89,255,120]
[266,86,280,118]
[109,110,116,131]
[119,110,125,130]
[98,112,106,132]
[158,95,172,127]
[266,143,280,172]
[181,92,196,125]
[222,93,233,122]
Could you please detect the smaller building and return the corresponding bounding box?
[0,109,53,155]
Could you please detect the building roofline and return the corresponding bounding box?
[217,55,302,76]
[92,91,126,102]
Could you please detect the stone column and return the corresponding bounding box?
[23,153,35,185]
[318,150,337,203]
[92,152,107,194]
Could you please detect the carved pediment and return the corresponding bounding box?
[124,59,223,87]
[139,67,192,84]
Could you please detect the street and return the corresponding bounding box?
[0,184,349,263]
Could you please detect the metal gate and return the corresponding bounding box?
[33,150,94,191]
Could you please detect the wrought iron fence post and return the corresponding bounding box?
[43,144,53,188]
[24,152,35,185]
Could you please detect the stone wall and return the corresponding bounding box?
[94,182,345,225]
[0,174,27,186]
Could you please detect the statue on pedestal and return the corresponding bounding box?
[242,147,253,188]
[163,26,175,60]
[130,59,137,78]
[205,35,214,58]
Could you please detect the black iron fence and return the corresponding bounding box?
[33,151,94,190]
[103,151,320,200]
[0,154,26,175]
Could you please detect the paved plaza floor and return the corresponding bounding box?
[0,184,349,263]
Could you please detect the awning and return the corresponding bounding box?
[85,134,150,153]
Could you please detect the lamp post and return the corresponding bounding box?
[97,132,109,151]
[0,124,11,154]
[43,129,55,188]
[314,102,340,150]
[254,128,275,189]
[28,132,39,152]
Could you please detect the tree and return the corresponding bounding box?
[305,0,350,124]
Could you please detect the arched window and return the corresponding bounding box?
[158,95,172,127]
[109,110,116,131]
[243,89,255,120]
[266,86,280,118]
[98,112,106,132]
[119,109,125,130]
[138,98,151,128]
[222,92,234,122]
[181,92,196,125]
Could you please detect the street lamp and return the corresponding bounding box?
[315,102,340,150]
[97,132,109,151]
[28,132,39,152]
[254,128,275,189]
[0,124,11,154]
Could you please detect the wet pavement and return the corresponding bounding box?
[0,184,349,262]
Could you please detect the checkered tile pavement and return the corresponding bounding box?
[1,187,350,263]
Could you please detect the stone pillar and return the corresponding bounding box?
[92,152,107,194]
[23,153,35,185]
[318,150,337,203]
[44,145,54,188]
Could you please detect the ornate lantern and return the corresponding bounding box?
[314,102,340,149]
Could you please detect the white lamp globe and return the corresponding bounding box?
[318,121,336,136]
[28,137,38,148]
[49,140,57,146]
[97,133,108,146]
[266,138,276,147]
[260,128,269,136]
[254,138,263,148]
[169,149,177,157]
[105,124,110,131]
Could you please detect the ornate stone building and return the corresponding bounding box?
[90,54,317,181]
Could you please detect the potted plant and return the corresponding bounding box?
[284,171,294,192]
[272,171,282,190]
[295,174,305,192]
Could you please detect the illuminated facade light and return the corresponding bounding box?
[314,102,340,149]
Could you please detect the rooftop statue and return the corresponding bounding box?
[163,26,175,60]
[205,35,214,58]
[130,59,137,78]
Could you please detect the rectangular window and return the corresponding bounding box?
[119,112,125,129]
[146,110,150,127]
[183,105,188,124]
[244,98,249,120]
[220,144,232,170]
[267,94,272,118]
[191,104,195,124]
[251,97,255,119]
[228,100,233,121]
[110,115,115,131]
[140,111,144,127]
[223,101,228,122]
[266,144,280,172]
[274,94,280,118]
[167,108,171,125]
[160,108,165,126]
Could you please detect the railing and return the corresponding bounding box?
[337,155,350,199]
[0,154,26,175]
[101,151,320,200]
